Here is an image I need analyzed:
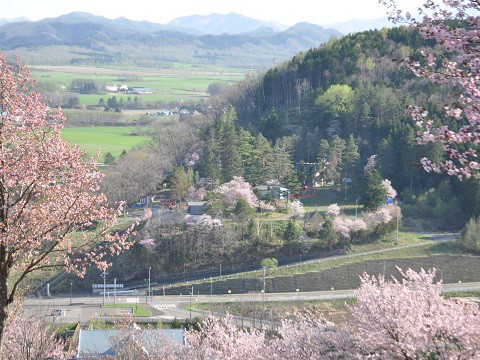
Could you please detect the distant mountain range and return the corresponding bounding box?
[0,12,394,68]
[0,17,31,27]
[0,12,344,68]
[167,12,288,35]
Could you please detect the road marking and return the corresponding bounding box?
[153,304,176,309]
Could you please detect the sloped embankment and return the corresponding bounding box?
[157,254,480,295]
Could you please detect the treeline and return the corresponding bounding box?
[210,26,479,228]
[201,109,297,189]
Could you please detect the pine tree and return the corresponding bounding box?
[248,133,273,185]
[360,169,387,211]
[271,137,294,184]
[218,110,244,181]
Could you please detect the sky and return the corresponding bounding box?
[3,0,422,26]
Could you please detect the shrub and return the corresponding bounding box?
[460,217,480,252]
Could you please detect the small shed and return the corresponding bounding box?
[186,202,205,215]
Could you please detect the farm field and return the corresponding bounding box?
[60,126,148,160]
[30,65,247,104]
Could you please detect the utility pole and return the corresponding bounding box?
[210,277,213,303]
[189,285,193,320]
[70,282,73,306]
[396,209,399,243]
[102,270,107,306]
[148,267,151,304]
[263,267,266,302]
[114,278,117,304]
[355,198,359,219]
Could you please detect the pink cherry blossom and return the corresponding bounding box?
[326,203,341,217]
[0,53,133,350]
[214,176,259,208]
[382,0,480,180]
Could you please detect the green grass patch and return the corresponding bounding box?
[60,126,148,160]
[102,303,152,317]
[55,322,78,337]
[347,231,430,253]
[444,290,480,298]
[299,186,359,215]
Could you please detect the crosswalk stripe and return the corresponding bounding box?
[153,304,176,309]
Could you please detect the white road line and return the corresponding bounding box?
[153,304,176,309]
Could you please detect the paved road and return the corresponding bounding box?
[24,232,462,323]
[24,278,479,323]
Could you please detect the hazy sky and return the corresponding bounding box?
[3,0,421,25]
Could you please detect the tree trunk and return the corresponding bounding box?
[0,270,9,358]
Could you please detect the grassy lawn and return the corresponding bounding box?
[347,231,430,253]
[60,126,148,160]
[102,303,152,317]
[299,186,359,215]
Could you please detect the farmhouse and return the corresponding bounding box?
[105,84,118,92]
[254,184,289,200]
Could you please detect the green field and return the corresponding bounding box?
[31,65,247,105]
[60,126,148,161]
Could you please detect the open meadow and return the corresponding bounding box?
[60,126,148,161]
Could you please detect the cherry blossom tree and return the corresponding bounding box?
[139,238,157,251]
[326,203,341,217]
[381,179,397,199]
[333,216,367,240]
[187,185,207,202]
[382,0,480,180]
[364,203,401,234]
[214,176,258,208]
[2,312,67,360]
[352,267,480,358]
[268,312,355,359]
[288,199,305,219]
[363,154,377,173]
[258,200,275,213]
[185,314,266,359]
[0,54,133,351]
[265,179,280,187]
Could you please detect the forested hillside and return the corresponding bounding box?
[210,26,480,228]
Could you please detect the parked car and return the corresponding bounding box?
[50,308,63,316]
